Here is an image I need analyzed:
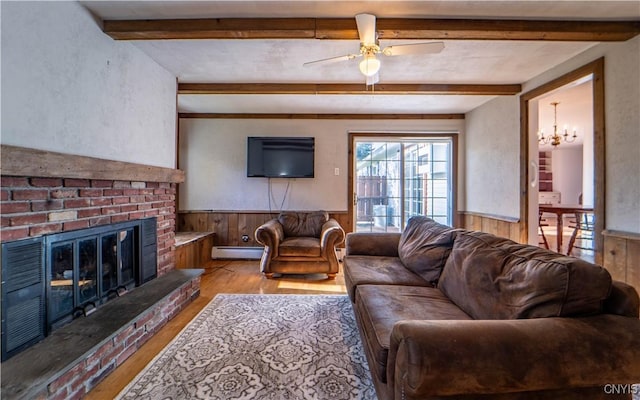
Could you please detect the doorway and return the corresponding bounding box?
[348,133,457,233]
[534,79,595,261]
[520,58,605,264]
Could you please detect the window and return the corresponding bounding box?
[353,137,454,232]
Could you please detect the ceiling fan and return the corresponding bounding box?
[303,13,445,85]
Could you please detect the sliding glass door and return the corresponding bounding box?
[354,137,453,232]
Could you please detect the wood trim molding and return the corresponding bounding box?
[178,113,465,120]
[461,212,521,242]
[103,18,640,42]
[603,230,640,241]
[178,83,521,96]
[177,210,348,214]
[459,211,520,223]
[0,145,185,183]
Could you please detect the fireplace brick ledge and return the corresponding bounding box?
[1,268,204,400]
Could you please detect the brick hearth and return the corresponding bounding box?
[2,269,202,400]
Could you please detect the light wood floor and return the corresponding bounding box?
[86,260,348,399]
[539,225,595,263]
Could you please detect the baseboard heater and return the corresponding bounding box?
[211,246,263,259]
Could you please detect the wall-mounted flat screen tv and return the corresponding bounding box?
[247,137,315,178]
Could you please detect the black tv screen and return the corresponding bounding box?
[247,137,315,178]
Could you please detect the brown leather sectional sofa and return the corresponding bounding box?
[344,217,640,400]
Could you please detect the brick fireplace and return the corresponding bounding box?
[1,176,176,274]
[0,145,198,399]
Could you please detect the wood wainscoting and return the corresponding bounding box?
[177,211,351,247]
[603,230,640,292]
[177,211,639,292]
[460,211,522,242]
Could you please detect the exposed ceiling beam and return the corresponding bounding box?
[178,113,465,120]
[178,83,522,96]
[103,18,640,41]
[104,18,316,40]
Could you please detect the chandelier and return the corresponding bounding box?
[538,101,577,147]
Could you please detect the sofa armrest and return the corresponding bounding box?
[255,219,283,257]
[320,219,345,251]
[345,232,401,257]
[388,316,640,400]
[604,280,640,318]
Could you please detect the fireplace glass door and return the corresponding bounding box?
[49,237,99,326]
[46,224,142,330]
[49,241,75,324]
[119,229,135,286]
[78,238,98,304]
[101,229,135,297]
[101,234,118,294]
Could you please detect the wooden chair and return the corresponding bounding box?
[538,211,550,250]
[566,212,594,255]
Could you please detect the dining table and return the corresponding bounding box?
[538,203,594,253]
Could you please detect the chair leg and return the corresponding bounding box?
[538,212,549,250]
[540,227,549,250]
[566,226,579,256]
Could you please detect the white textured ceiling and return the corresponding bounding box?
[81,1,640,115]
[537,79,593,148]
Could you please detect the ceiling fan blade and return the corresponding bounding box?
[366,73,379,86]
[382,42,445,56]
[303,53,359,67]
[355,13,377,45]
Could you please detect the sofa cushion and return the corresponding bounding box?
[278,211,329,237]
[354,285,472,384]
[438,231,612,319]
[343,255,431,302]
[278,237,321,257]
[397,216,458,284]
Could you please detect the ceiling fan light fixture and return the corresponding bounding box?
[359,54,380,77]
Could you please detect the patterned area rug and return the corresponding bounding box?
[117,294,377,400]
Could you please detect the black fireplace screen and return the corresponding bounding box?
[48,226,139,329]
[1,217,157,360]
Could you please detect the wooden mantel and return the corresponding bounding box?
[0,145,185,183]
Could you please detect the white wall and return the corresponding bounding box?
[464,96,521,219]
[465,37,639,234]
[523,36,640,233]
[179,118,464,212]
[551,148,583,205]
[1,1,177,168]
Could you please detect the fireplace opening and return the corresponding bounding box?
[48,225,140,330]
[1,217,157,360]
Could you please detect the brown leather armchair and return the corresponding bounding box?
[255,211,345,280]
